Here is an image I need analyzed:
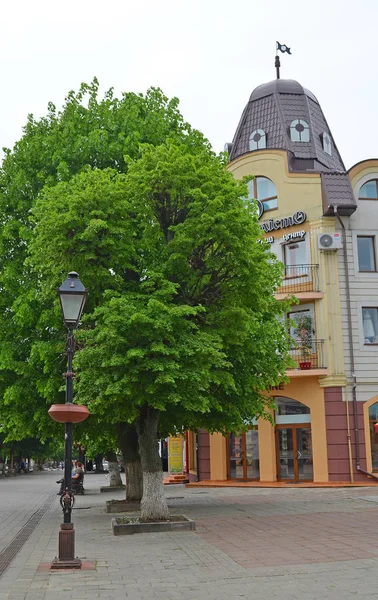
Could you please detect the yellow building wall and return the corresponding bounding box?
[204,149,345,484]
[209,432,228,480]
[228,150,323,221]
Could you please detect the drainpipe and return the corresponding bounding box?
[333,206,378,481]
[196,431,200,482]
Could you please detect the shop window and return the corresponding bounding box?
[357,236,376,272]
[359,180,378,200]
[249,129,267,151]
[228,429,259,480]
[290,119,310,142]
[369,402,378,470]
[247,176,278,211]
[362,307,378,344]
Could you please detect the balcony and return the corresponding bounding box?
[286,339,328,378]
[275,264,323,302]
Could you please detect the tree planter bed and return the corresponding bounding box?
[106,500,141,513]
[100,485,126,493]
[112,515,195,535]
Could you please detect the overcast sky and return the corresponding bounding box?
[1,0,377,169]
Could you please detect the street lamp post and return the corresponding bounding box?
[49,272,89,569]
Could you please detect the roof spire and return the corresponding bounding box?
[275,55,280,80]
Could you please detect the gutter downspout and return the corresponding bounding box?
[333,206,378,481]
[333,206,355,483]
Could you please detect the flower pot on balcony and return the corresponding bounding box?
[299,361,311,370]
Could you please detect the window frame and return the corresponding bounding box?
[358,179,378,201]
[357,235,376,272]
[321,132,332,156]
[362,307,378,346]
[248,176,278,213]
[249,129,267,151]
[290,119,310,143]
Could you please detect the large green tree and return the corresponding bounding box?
[0,80,204,449]
[29,141,291,520]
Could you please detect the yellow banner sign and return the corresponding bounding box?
[168,436,183,474]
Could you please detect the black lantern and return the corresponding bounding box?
[57,272,87,328]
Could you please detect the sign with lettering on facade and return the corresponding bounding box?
[260,211,307,233]
[283,230,306,242]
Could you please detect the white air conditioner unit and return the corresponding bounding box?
[318,232,342,250]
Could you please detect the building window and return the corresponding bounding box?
[284,240,307,270]
[247,176,277,211]
[357,236,376,272]
[249,129,266,151]
[369,402,378,470]
[287,308,313,341]
[290,119,310,142]
[362,307,378,344]
[321,132,332,155]
[359,180,378,200]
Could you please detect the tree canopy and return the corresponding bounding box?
[0,80,206,444]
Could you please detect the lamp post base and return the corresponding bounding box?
[50,523,82,569]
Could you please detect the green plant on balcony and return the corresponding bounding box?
[293,314,313,369]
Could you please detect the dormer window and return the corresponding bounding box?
[249,129,266,151]
[321,132,332,156]
[290,119,310,142]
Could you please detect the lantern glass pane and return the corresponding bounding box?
[60,294,85,324]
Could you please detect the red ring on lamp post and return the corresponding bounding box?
[48,404,89,424]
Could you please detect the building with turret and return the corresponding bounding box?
[186,75,378,485]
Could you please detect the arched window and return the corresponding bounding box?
[275,397,310,417]
[369,402,378,470]
[290,119,310,142]
[321,132,332,156]
[247,176,277,211]
[249,129,266,151]
[359,179,378,200]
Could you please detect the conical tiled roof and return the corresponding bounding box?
[227,78,357,216]
[229,78,344,172]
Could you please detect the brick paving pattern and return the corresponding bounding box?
[1,471,378,598]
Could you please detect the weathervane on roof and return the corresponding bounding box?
[275,42,292,79]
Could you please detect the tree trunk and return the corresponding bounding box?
[136,406,169,522]
[10,449,14,475]
[106,449,123,486]
[94,454,103,472]
[117,422,143,502]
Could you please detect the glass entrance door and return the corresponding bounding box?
[229,429,260,480]
[276,425,313,482]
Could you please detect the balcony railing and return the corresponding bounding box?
[289,339,326,370]
[277,264,319,294]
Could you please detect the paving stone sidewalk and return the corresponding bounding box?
[1,472,378,599]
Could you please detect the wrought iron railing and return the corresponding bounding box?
[289,339,326,370]
[277,264,319,294]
